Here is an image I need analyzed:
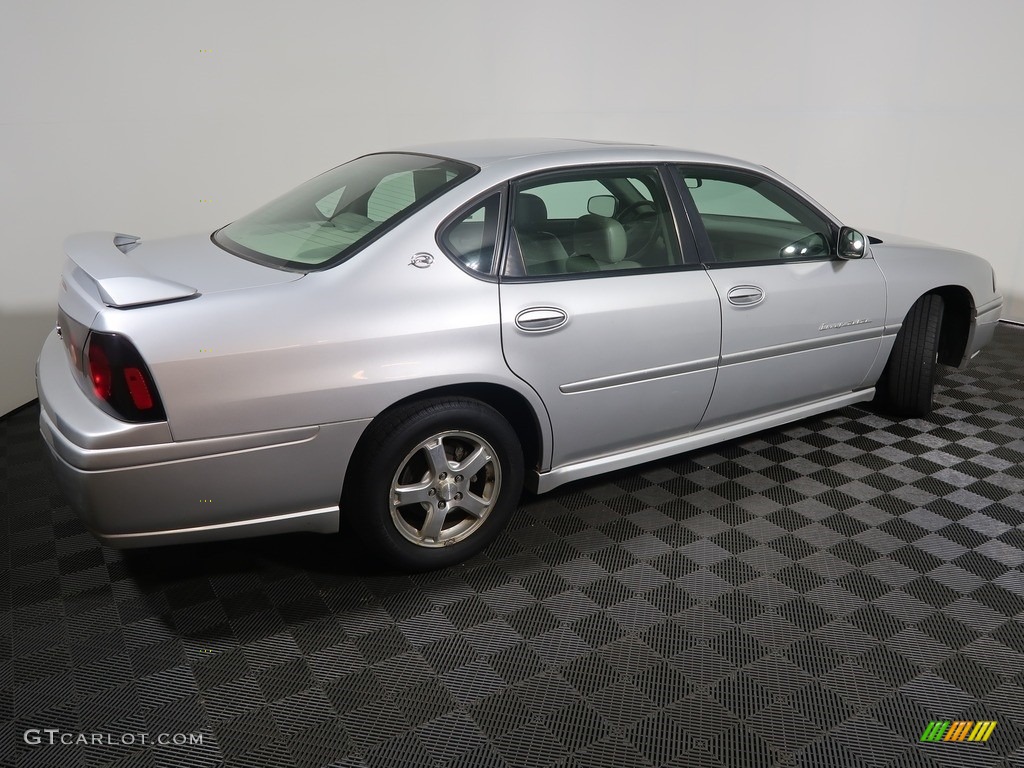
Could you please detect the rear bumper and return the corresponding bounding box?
[36,329,369,548]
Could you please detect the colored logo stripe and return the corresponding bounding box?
[968,721,998,742]
[920,721,997,743]
[944,721,973,741]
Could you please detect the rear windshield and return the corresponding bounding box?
[214,153,475,270]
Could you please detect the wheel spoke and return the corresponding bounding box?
[420,505,447,542]
[393,479,432,507]
[454,445,490,479]
[458,491,490,519]
[423,438,452,479]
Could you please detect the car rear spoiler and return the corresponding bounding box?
[64,232,199,308]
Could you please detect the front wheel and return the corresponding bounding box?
[879,294,945,417]
[346,398,524,571]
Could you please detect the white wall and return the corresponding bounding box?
[3,0,1022,416]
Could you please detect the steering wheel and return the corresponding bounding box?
[616,199,660,257]
[617,199,657,221]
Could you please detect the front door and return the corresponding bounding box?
[675,166,886,427]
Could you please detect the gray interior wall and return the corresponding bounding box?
[3,0,1022,416]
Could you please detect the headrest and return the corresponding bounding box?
[515,193,548,229]
[573,214,627,264]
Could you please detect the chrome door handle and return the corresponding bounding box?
[515,307,568,332]
[727,285,764,306]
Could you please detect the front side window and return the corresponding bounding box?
[215,153,474,270]
[679,167,835,265]
[506,167,682,278]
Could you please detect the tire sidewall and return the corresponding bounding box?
[882,294,944,417]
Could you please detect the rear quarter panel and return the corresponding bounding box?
[90,222,547,450]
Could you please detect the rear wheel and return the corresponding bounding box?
[346,398,523,571]
[879,294,945,417]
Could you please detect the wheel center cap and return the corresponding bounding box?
[437,480,458,502]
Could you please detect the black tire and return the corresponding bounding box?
[345,397,524,571]
[880,294,944,417]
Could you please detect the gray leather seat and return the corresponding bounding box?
[514,194,568,275]
[569,214,640,272]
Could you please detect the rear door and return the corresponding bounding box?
[674,166,886,427]
[498,165,722,469]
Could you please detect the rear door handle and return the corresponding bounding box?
[727,285,764,306]
[515,307,568,332]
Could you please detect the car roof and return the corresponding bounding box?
[397,137,767,176]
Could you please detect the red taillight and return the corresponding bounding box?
[88,338,112,400]
[83,332,166,422]
[123,367,154,410]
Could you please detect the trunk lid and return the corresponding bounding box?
[63,231,302,310]
[57,231,305,370]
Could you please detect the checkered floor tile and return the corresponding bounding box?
[2,325,1023,767]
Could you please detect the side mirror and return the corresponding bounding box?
[587,195,616,217]
[838,227,867,259]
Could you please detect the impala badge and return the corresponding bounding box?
[820,318,870,331]
[409,253,434,269]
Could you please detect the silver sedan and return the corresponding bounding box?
[36,139,1003,570]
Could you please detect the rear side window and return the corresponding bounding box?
[505,167,682,278]
[525,179,614,219]
[215,153,475,271]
